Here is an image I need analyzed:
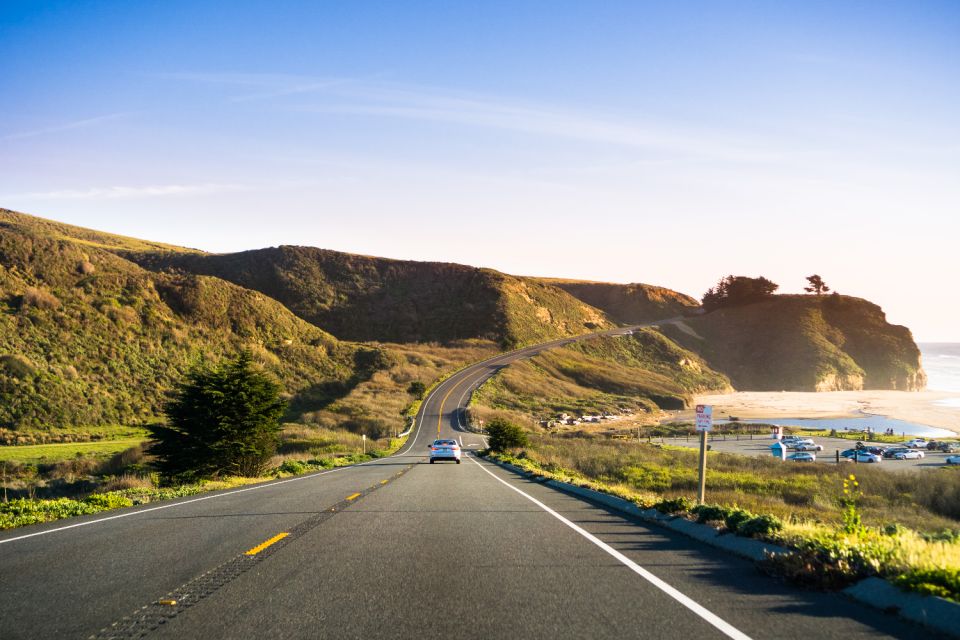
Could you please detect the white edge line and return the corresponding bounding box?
[0,460,378,546]
[468,454,753,640]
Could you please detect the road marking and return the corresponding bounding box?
[468,455,753,640]
[345,492,361,501]
[0,461,379,546]
[381,479,389,484]
[244,532,289,556]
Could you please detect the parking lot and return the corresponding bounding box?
[660,434,957,473]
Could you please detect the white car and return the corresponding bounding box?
[787,452,816,462]
[794,442,824,452]
[852,452,882,463]
[428,439,461,464]
[946,455,960,465]
[893,450,924,460]
[905,438,928,449]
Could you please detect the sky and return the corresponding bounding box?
[1,1,958,341]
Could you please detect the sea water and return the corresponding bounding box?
[921,343,960,405]
[706,343,960,438]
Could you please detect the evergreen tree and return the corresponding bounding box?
[701,275,779,311]
[804,274,830,295]
[148,351,286,481]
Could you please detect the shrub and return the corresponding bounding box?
[724,508,755,532]
[407,380,426,398]
[148,351,287,480]
[486,418,529,452]
[893,568,960,602]
[21,287,61,310]
[737,514,783,538]
[691,504,731,524]
[655,496,692,514]
[278,460,307,475]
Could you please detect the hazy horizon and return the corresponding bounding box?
[2,1,957,341]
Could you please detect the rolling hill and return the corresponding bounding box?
[126,246,613,347]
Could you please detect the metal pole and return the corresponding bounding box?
[697,430,708,504]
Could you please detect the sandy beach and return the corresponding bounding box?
[687,390,960,434]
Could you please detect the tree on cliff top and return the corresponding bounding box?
[702,275,779,311]
[804,274,830,296]
[148,351,286,481]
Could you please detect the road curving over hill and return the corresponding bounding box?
[0,321,940,640]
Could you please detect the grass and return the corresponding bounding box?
[484,433,960,601]
[0,425,411,530]
[0,438,146,463]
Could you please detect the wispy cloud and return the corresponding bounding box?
[11,183,245,200]
[1,113,128,141]
[161,73,780,163]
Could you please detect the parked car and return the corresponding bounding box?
[893,450,925,460]
[428,439,461,464]
[926,441,942,451]
[937,442,960,453]
[882,447,910,459]
[852,451,882,463]
[794,442,824,452]
[905,438,928,449]
[787,452,816,462]
[946,455,960,465]
[840,448,859,459]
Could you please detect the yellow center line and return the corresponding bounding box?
[380,479,388,484]
[244,532,289,556]
[346,492,362,501]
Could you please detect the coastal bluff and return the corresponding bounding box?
[659,294,926,392]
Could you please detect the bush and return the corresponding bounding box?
[278,460,307,475]
[724,508,755,532]
[691,504,731,523]
[21,287,61,310]
[148,351,287,480]
[655,496,692,514]
[893,568,960,602]
[486,418,529,452]
[407,380,426,398]
[736,514,783,538]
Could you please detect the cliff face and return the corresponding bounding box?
[131,246,613,347]
[658,294,926,392]
[540,279,699,325]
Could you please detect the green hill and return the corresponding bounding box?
[128,246,612,347]
[471,328,731,419]
[540,279,699,324]
[0,209,365,429]
[659,294,926,391]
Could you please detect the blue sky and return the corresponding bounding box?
[1,1,958,340]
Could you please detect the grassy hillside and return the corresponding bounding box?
[659,294,926,391]
[129,246,612,347]
[0,209,364,430]
[471,329,731,423]
[541,279,699,324]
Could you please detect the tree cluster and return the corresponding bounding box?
[701,275,779,312]
[148,351,287,481]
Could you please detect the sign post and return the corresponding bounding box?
[695,404,713,504]
[362,433,366,455]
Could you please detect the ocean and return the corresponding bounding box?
[920,343,960,399]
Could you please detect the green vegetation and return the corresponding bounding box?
[149,352,287,480]
[129,245,613,348]
[701,274,779,312]
[486,418,529,452]
[543,279,699,324]
[0,438,145,464]
[661,294,926,391]
[804,274,830,296]
[470,329,730,423]
[0,208,360,431]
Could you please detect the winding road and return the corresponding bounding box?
[0,324,939,639]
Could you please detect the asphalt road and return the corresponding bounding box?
[0,323,944,639]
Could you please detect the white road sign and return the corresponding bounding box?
[695,404,713,432]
